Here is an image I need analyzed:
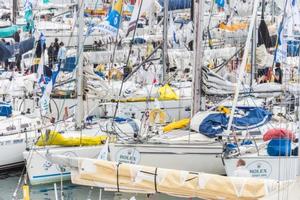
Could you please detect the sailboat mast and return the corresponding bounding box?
[226,0,260,133]
[162,0,169,82]
[192,0,205,115]
[75,0,85,129]
[297,53,300,176]
[250,15,257,89]
[12,0,18,24]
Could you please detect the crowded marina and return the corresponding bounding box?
[0,0,299,199]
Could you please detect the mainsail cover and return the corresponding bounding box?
[49,156,290,199]
[0,25,18,38]
[190,107,272,138]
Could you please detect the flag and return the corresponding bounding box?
[39,63,60,116]
[215,0,225,8]
[91,0,123,36]
[40,78,52,116]
[37,53,44,84]
[24,0,33,22]
[127,0,153,35]
[24,0,34,31]
[275,23,287,63]
[97,138,109,160]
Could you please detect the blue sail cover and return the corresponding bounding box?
[199,107,272,138]
[157,0,191,11]
[0,102,12,117]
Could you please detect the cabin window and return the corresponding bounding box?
[21,123,29,129]
[6,125,16,131]
[13,139,23,144]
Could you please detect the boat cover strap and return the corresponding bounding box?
[154,168,158,193]
[117,163,121,192]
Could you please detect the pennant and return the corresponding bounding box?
[97,138,109,160]
[39,63,60,116]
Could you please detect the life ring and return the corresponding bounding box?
[149,109,166,125]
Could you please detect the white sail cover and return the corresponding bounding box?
[49,155,293,199]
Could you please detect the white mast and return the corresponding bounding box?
[75,0,84,129]
[12,0,17,24]
[192,0,205,115]
[148,0,155,34]
[226,0,260,133]
[162,0,169,82]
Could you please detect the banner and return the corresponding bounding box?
[275,24,287,63]
[91,0,123,36]
[39,62,60,116]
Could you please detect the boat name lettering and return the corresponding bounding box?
[115,148,141,164]
[247,161,272,178]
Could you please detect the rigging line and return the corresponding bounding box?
[123,44,163,82]
[206,0,214,49]
[273,1,290,194]
[112,0,146,124]
[12,166,26,200]
[52,0,101,133]
[49,0,85,133]
[214,45,246,73]
[271,0,289,70]
[25,0,100,172]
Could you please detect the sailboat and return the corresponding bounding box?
[22,0,223,185]
[23,0,108,185]
[46,153,293,200]
[223,0,300,181]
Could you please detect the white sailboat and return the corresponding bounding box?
[23,0,107,185]
[223,0,300,182]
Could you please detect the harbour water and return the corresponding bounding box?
[0,169,192,200]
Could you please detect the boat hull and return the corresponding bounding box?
[23,146,103,185]
[109,143,225,174]
[0,132,37,171]
[224,156,299,180]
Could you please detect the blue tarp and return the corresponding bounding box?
[0,102,12,117]
[158,0,191,11]
[62,56,76,72]
[0,37,35,61]
[199,107,272,138]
